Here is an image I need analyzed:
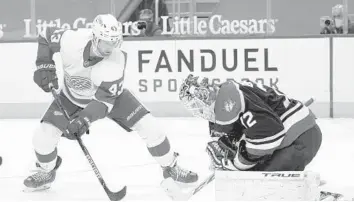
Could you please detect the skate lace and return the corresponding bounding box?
[173,165,190,178]
[32,171,51,182]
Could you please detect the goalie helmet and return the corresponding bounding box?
[92,14,123,57]
[179,74,219,122]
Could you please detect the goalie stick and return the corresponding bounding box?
[49,84,127,201]
[162,98,316,200]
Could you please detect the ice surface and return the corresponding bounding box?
[0,118,353,201]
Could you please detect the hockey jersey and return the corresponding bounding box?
[36,27,127,121]
[209,79,316,170]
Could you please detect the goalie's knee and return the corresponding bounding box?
[215,171,321,201]
[32,122,62,162]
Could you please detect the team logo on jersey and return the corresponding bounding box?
[65,74,92,92]
[224,99,236,112]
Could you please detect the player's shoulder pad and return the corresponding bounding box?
[214,81,245,125]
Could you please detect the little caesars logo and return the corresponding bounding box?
[23,17,142,38]
[160,15,279,35]
[0,23,6,39]
[23,18,93,38]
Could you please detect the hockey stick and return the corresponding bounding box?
[162,98,316,200]
[49,84,127,201]
[304,98,314,107]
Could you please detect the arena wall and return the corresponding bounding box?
[0,36,352,118]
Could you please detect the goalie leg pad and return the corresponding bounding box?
[215,170,321,201]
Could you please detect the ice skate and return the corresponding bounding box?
[23,156,62,192]
[162,153,198,186]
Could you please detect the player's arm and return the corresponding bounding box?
[33,27,67,92]
[36,27,66,66]
[64,76,124,140]
[209,107,285,171]
[80,77,124,123]
[213,81,285,170]
[64,72,124,140]
[233,108,285,170]
[78,52,127,124]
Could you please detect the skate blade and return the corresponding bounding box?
[161,177,198,189]
[175,181,198,189]
[23,184,51,193]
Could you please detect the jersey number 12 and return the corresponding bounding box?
[241,111,257,128]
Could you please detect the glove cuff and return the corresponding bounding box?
[37,64,55,70]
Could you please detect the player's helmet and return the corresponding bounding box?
[92,14,123,56]
[179,74,218,122]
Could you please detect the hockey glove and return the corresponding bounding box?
[206,136,238,170]
[65,116,90,140]
[33,64,58,92]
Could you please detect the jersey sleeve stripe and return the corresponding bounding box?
[233,152,257,170]
[280,102,302,121]
[245,128,286,144]
[246,133,285,152]
[277,107,316,149]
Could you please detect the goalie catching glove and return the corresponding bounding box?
[206,136,262,171]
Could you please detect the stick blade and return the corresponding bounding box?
[107,186,127,201]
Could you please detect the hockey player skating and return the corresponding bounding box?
[179,74,322,172]
[24,14,198,192]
